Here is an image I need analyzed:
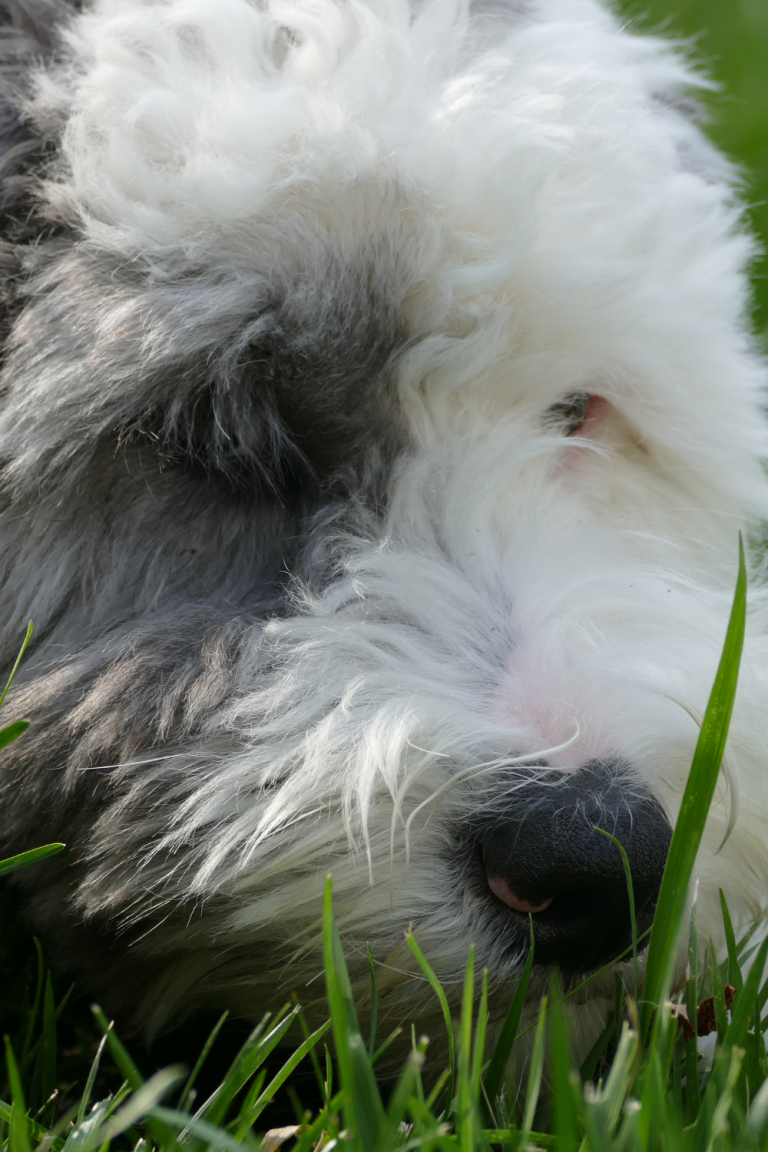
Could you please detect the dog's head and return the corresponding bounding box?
[1,0,767,1038]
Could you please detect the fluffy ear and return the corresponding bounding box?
[0,223,413,504]
[111,253,410,500]
[0,1,415,503]
[0,1,76,340]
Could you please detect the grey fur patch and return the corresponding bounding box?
[0,234,409,501]
[0,2,76,339]
[0,7,419,1030]
[0,0,422,1027]
[0,600,353,1032]
[0,611,253,1018]
[120,253,408,497]
[0,231,412,667]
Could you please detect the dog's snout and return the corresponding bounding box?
[478,760,672,972]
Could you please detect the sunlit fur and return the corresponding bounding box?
[0,0,767,1055]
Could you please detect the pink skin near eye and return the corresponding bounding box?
[571,394,610,438]
[550,394,612,479]
[487,874,553,913]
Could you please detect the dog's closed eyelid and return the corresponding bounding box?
[544,392,592,435]
[544,393,609,437]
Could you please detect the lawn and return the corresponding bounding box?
[1,3,768,1151]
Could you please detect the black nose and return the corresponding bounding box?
[477,760,672,972]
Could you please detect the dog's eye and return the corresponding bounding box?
[545,392,595,436]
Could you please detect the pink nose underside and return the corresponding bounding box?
[487,874,553,914]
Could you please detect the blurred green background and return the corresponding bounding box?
[613,0,768,347]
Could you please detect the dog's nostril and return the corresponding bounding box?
[487,874,554,914]
[476,759,672,972]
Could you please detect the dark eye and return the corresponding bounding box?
[544,392,593,436]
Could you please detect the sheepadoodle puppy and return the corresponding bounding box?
[0,0,767,1050]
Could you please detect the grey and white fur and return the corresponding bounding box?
[0,0,767,1055]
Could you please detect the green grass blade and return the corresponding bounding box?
[409,1022,425,1105]
[153,1105,261,1152]
[4,1037,31,1152]
[456,943,476,1152]
[20,939,45,1062]
[90,1006,144,1091]
[684,899,702,1121]
[512,926,651,1048]
[376,1037,428,1152]
[719,888,742,992]
[637,1014,674,1149]
[548,970,579,1152]
[292,995,327,1103]
[371,1025,403,1067]
[232,1018,331,1134]
[0,844,65,880]
[686,898,699,1028]
[566,927,650,1003]
[483,917,534,1108]
[601,1023,640,1132]
[76,1035,108,1126]
[595,827,638,1001]
[91,1005,178,1147]
[471,970,489,1124]
[748,1073,768,1137]
[723,936,768,1048]
[640,534,747,1035]
[61,1100,111,1152]
[198,1007,297,1125]
[178,1010,229,1113]
[286,1090,345,1152]
[424,1065,451,1112]
[39,973,57,1106]
[736,920,761,957]
[710,938,729,1040]
[482,1130,555,1147]
[73,1068,185,1152]
[367,942,379,1059]
[0,622,33,712]
[701,1045,744,1147]
[520,994,547,1142]
[406,929,456,1113]
[0,720,30,751]
[580,1011,616,1085]
[0,1100,59,1152]
[323,874,385,1151]
[234,1067,265,1121]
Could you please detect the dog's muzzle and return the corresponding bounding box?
[472,760,672,972]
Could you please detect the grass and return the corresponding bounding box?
[0,537,762,1150]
